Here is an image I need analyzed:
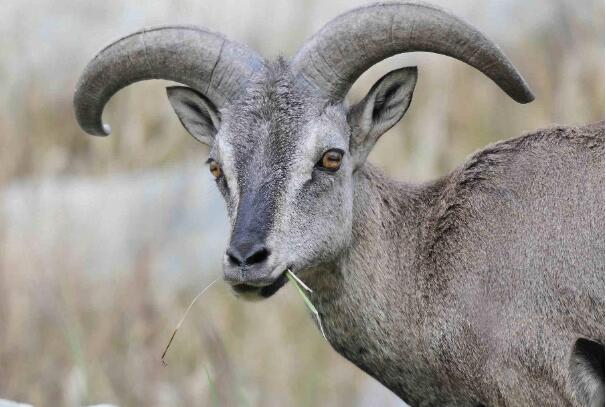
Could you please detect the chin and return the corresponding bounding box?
[230,272,288,301]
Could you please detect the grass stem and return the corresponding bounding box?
[286,270,327,341]
[161,277,219,365]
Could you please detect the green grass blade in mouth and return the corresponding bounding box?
[288,269,312,292]
[286,270,327,341]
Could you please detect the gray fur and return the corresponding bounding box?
[309,121,604,406]
[166,64,606,405]
[73,3,605,406]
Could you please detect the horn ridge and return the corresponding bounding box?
[74,25,263,136]
[291,1,534,104]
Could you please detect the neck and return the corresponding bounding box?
[307,163,440,399]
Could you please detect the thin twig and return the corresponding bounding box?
[161,277,219,365]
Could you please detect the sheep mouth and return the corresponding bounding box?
[232,272,288,299]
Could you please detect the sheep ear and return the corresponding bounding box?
[347,67,417,167]
[166,86,220,146]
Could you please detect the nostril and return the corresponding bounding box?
[246,246,270,265]
[226,250,243,267]
[226,244,269,267]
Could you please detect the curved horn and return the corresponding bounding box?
[291,2,534,103]
[74,26,264,136]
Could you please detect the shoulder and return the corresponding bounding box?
[438,120,603,216]
[422,121,604,262]
[452,121,604,193]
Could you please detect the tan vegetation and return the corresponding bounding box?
[0,0,602,405]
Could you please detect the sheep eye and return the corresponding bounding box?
[318,149,343,172]
[208,160,222,178]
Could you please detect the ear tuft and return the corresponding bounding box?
[166,86,221,146]
[348,66,418,167]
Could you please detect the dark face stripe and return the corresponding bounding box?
[225,60,308,249]
[229,177,281,247]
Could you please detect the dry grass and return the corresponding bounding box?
[0,0,602,405]
[0,244,382,406]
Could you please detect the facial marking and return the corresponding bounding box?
[216,134,240,213]
[214,61,354,298]
[285,107,349,199]
[266,105,350,265]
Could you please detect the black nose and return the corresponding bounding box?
[226,241,270,267]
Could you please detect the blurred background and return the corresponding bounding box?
[0,0,602,406]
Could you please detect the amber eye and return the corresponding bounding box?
[209,160,222,178]
[319,149,343,172]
